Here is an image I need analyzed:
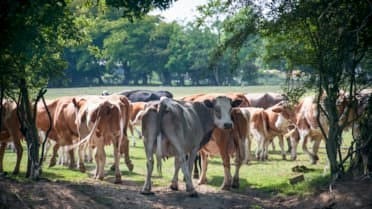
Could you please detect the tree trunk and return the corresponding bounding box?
[19,78,41,179]
[162,71,171,86]
[142,73,148,85]
[123,63,132,85]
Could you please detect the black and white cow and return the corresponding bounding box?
[140,96,241,197]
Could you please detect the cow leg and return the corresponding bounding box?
[49,143,59,167]
[193,154,200,179]
[113,139,122,184]
[179,155,197,197]
[302,136,316,164]
[95,143,105,180]
[278,136,286,160]
[262,138,270,160]
[12,138,23,174]
[141,136,156,195]
[312,137,321,164]
[170,156,181,191]
[121,137,134,172]
[78,144,86,172]
[243,136,251,164]
[220,151,232,190]
[197,152,208,185]
[290,136,298,160]
[68,148,76,169]
[0,142,6,173]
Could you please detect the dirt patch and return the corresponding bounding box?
[1,175,371,209]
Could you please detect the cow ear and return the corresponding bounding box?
[271,106,283,113]
[231,99,242,108]
[72,98,85,109]
[204,99,214,108]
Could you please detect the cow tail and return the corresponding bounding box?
[261,111,269,138]
[66,115,101,151]
[156,98,168,158]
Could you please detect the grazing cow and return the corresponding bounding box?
[72,94,131,183]
[103,90,173,102]
[181,93,248,190]
[140,96,240,196]
[0,100,23,174]
[245,92,288,109]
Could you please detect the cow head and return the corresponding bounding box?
[204,96,242,129]
[270,101,296,130]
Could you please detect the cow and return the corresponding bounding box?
[72,94,131,183]
[234,101,296,163]
[245,92,288,109]
[140,96,241,196]
[181,93,248,190]
[128,102,147,147]
[0,100,23,174]
[103,90,173,102]
[284,96,329,164]
[36,96,80,169]
[245,92,291,152]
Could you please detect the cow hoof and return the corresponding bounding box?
[79,165,86,173]
[49,160,56,168]
[193,173,199,179]
[127,163,134,172]
[140,190,154,195]
[282,155,287,160]
[188,191,198,198]
[110,164,115,171]
[291,156,297,161]
[114,178,122,184]
[221,185,231,191]
[197,179,207,185]
[98,176,104,181]
[170,184,178,191]
[232,179,239,189]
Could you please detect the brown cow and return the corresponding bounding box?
[285,96,329,164]
[36,96,80,169]
[72,94,131,183]
[181,93,248,190]
[0,100,23,174]
[234,102,296,163]
[128,102,147,147]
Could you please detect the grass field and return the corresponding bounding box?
[2,85,339,197]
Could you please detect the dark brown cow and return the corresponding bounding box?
[181,93,249,190]
[0,100,23,174]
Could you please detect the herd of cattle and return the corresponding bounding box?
[0,89,371,196]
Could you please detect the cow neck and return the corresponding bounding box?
[192,102,215,148]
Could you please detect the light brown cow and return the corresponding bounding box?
[0,100,23,174]
[36,96,80,169]
[128,102,147,146]
[72,94,131,183]
[235,102,296,162]
[245,92,288,109]
[286,96,329,164]
[181,93,248,190]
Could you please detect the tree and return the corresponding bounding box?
[0,0,80,178]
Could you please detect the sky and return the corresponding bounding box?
[150,0,208,24]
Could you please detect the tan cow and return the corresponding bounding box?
[234,101,296,162]
[181,93,248,190]
[0,100,23,174]
[285,96,329,164]
[72,94,131,183]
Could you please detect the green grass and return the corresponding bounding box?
[2,85,343,197]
